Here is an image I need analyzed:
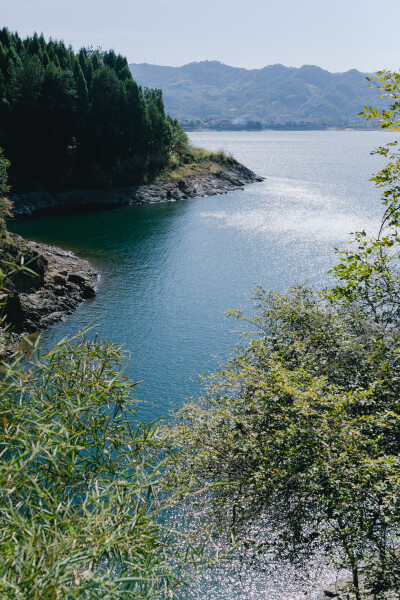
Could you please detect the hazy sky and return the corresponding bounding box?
[1,0,399,73]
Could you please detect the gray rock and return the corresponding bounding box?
[8,167,263,218]
[2,165,262,351]
[1,233,98,351]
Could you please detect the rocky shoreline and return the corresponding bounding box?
[9,165,263,218]
[1,165,261,350]
[1,233,98,353]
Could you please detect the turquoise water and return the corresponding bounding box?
[9,130,393,598]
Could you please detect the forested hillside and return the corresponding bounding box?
[130,61,385,127]
[0,28,186,192]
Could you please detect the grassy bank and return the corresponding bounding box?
[156,145,246,182]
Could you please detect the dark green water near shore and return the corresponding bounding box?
[9,130,394,598]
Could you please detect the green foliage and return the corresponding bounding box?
[143,88,172,177]
[0,336,201,599]
[168,116,190,156]
[0,28,190,191]
[326,70,400,326]
[167,286,400,598]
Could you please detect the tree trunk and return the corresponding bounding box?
[351,562,361,600]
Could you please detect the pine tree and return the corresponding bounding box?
[0,30,178,190]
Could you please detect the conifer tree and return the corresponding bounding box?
[0,28,189,190]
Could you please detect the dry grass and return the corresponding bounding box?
[155,145,243,183]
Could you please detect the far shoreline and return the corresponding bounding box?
[185,126,382,132]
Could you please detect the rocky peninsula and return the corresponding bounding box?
[2,163,261,347]
[9,164,263,218]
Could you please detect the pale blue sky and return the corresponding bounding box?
[1,0,399,73]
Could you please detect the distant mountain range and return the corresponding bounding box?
[129,61,384,129]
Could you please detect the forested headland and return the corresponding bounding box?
[0,28,196,192]
[0,28,261,343]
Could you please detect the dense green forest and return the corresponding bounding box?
[0,28,187,192]
[130,60,385,127]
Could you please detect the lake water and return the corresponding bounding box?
[9,130,394,598]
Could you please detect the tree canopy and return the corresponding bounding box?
[0,29,188,191]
